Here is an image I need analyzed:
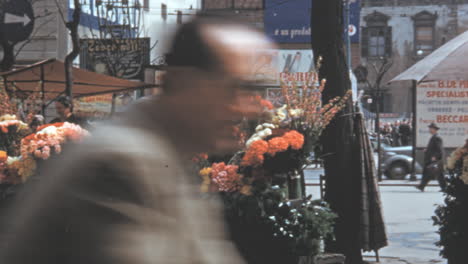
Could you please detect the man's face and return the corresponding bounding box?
[429,128,437,135]
[165,25,275,153]
[55,102,70,118]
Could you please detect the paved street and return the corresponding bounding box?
[305,169,446,264]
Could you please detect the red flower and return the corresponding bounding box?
[267,137,289,156]
[210,162,242,192]
[260,99,274,110]
[283,130,305,150]
[242,140,269,167]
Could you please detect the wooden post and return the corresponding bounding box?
[410,80,418,181]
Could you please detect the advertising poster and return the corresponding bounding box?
[79,38,150,80]
[264,0,312,43]
[250,50,280,86]
[416,81,468,148]
[75,92,135,117]
[251,49,315,86]
[278,50,315,84]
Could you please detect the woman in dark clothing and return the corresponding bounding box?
[49,96,86,127]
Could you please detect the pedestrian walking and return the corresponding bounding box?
[399,119,411,146]
[391,121,401,146]
[0,16,273,264]
[416,123,446,191]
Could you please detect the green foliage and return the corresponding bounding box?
[216,183,336,263]
[433,159,468,263]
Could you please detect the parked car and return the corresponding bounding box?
[370,136,423,179]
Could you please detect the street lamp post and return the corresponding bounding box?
[375,84,383,182]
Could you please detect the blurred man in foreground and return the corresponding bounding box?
[0,16,274,263]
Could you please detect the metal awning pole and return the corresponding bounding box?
[40,65,46,117]
[410,80,418,181]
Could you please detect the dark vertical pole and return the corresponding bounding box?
[40,65,46,117]
[376,82,382,181]
[345,0,351,69]
[111,93,117,115]
[410,80,418,181]
[312,1,362,263]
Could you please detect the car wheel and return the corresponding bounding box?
[386,161,408,180]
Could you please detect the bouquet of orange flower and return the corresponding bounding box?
[0,154,37,184]
[0,114,31,157]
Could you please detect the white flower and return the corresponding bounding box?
[257,128,272,138]
[39,126,58,135]
[246,136,261,148]
[289,109,304,118]
[262,123,276,129]
[6,156,21,165]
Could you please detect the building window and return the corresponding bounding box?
[362,11,392,58]
[143,0,149,10]
[368,28,386,57]
[412,11,437,57]
[177,11,182,24]
[161,3,167,21]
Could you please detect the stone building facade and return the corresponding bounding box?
[359,0,468,114]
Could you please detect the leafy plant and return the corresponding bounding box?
[433,157,468,263]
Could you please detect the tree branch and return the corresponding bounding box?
[64,0,82,101]
[14,16,56,58]
[53,0,67,25]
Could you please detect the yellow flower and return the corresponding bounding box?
[9,157,37,183]
[461,155,468,185]
[199,167,212,178]
[199,167,212,193]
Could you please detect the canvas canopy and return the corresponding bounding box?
[390,30,468,83]
[0,59,155,98]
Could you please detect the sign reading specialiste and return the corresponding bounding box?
[417,81,468,148]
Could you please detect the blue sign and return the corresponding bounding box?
[264,0,312,43]
[349,0,361,43]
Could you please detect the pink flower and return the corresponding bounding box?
[41,151,50,160]
[210,162,242,192]
[54,145,62,154]
[34,150,41,158]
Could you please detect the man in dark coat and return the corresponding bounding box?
[391,121,400,146]
[416,123,446,191]
[398,119,411,146]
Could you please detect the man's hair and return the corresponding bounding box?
[56,96,72,109]
[165,14,253,71]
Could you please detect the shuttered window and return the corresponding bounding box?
[361,26,392,58]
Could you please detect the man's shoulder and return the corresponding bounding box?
[86,124,176,157]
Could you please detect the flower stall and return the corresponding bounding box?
[192,70,351,263]
[433,139,468,264]
[0,117,89,198]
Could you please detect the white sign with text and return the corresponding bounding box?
[417,81,468,148]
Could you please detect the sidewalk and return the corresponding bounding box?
[364,256,444,264]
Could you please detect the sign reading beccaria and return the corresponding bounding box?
[417,81,468,148]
